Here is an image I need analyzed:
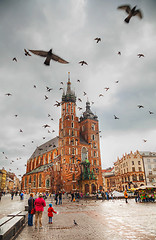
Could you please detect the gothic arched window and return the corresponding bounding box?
[39,174,42,187]
[81,147,88,162]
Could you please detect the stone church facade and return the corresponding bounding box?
[22,74,103,194]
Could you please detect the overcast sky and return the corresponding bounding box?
[0,0,156,179]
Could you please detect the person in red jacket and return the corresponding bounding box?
[34,193,46,229]
[48,203,57,224]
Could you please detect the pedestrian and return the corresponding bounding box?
[71,192,74,202]
[11,191,14,200]
[20,192,24,200]
[124,190,128,203]
[34,193,46,229]
[48,203,57,224]
[101,191,105,201]
[55,192,58,205]
[59,191,62,205]
[134,191,138,203]
[28,193,35,226]
[105,191,109,200]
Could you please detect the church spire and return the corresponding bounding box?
[62,72,76,103]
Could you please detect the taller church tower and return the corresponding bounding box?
[58,73,81,192]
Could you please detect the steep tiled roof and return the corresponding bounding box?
[29,136,59,159]
[25,162,53,175]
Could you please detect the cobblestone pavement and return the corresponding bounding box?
[0,194,28,218]
[15,196,156,240]
[1,195,156,240]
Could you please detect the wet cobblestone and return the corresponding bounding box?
[1,195,156,240]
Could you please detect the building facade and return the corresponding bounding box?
[114,150,145,191]
[140,151,156,185]
[22,74,103,194]
[102,168,116,192]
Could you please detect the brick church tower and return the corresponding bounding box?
[58,73,103,193]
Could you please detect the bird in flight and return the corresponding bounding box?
[83,92,87,96]
[77,79,80,82]
[143,139,147,142]
[46,86,53,92]
[45,95,48,100]
[99,94,103,97]
[94,38,101,43]
[14,114,18,117]
[104,88,109,91]
[24,49,31,56]
[79,61,88,66]
[117,5,143,23]
[34,85,37,88]
[137,105,144,108]
[29,48,69,66]
[114,115,119,120]
[54,101,62,107]
[12,57,17,62]
[20,129,23,133]
[118,51,121,55]
[149,111,154,114]
[59,87,63,90]
[137,54,145,58]
[60,82,63,85]
[42,124,50,128]
[5,93,12,96]
[78,98,82,102]
[78,107,82,111]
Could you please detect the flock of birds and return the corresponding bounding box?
[1,4,154,177]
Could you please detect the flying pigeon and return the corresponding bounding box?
[114,115,119,120]
[83,92,87,96]
[137,54,145,58]
[60,82,63,85]
[99,94,103,97]
[5,93,12,96]
[45,95,48,100]
[29,48,69,66]
[149,111,154,114]
[94,38,101,43]
[104,88,109,91]
[117,5,143,23]
[24,49,31,56]
[77,79,80,82]
[78,98,82,102]
[42,124,50,128]
[118,51,121,55]
[137,105,144,108]
[79,61,88,66]
[13,57,17,62]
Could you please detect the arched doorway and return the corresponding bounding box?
[85,184,89,194]
[91,184,96,193]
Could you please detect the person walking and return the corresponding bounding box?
[34,193,46,229]
[59,191,62,205]
[28,193,35,226]
[11,191,14,200]
[48,203,57,224]
[55,192,58,205]
[124,190,128,203]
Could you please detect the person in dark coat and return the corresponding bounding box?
[55,193,58,205]
[59,191,62,205]
[28,193,35,226]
